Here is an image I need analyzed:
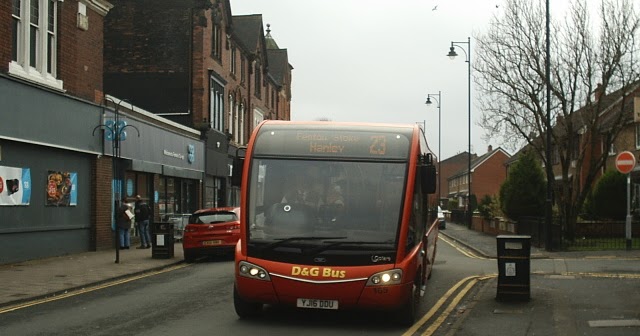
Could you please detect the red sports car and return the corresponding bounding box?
[182,207,240,262]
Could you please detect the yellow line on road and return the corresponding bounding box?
[0,263,190,314]
[439,236,490,260]
[420,278,479,336]
[403,275,482,336]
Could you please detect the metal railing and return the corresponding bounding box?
[515,216,640,251]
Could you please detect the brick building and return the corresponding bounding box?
[1,0,289,264]
[104,0,292,209]
[447,146,510,209]
[436,152,474,208]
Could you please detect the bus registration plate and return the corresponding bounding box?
[297,298,338,310]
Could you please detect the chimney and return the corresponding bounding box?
[487,145,493,152]
[595,83,605,101]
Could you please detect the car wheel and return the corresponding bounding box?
[234,285,263,318]
[184,250,196,263]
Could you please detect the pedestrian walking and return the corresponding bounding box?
[134,195,152,249]
[117,198,133,249]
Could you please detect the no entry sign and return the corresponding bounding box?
[615,151,636,174]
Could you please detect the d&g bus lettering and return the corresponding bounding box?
[291,266,346,278]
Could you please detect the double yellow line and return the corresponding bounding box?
[0,264,189,314]
[440,235,491,260]
[403,274,497,336]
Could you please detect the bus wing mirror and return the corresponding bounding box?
[231,157,244,187]
[231,147,246,187]
[421,164,436,194]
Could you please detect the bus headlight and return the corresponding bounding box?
[238,261,271,281]
[366,269,403,286]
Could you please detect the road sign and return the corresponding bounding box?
[615,151,636,174]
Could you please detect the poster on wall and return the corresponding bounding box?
[46,171,78,206]
[0,166,31,206]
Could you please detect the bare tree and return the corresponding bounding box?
[475,0,640,240]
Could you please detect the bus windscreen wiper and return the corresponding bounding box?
[306,240,395,254]
[259,236,348,251]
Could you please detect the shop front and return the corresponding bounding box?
[105,97,205,248]
[0,76,104,264]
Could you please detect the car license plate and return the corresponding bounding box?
[202,240,222,246]
[296,298,338,310]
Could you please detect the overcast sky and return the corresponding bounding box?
[230,0,571,160]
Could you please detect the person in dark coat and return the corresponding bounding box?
[116,198,132,249]
[134,195,152,249]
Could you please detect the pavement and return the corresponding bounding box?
[0,240,185,310]
[1,222,640,334]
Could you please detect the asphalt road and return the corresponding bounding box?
[0,241,487,336]
[1,237,639,336]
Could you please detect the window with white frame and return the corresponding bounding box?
[229,46,236,76]
[254,61,262,98]
[209,76,225,132]
[10,0,63,90]
[211,22,222,60]
[228,94,235,139]
[253,108,264,135]
[636,124,640,148]
[240,57,246,84]
[239,103,245,145]
[234,102,240,144]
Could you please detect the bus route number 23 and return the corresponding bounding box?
[369,136,387,155]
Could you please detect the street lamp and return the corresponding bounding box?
[93,97,140,263]
[425,91,442,208]
[447,37,472,228]
[544,0,553,251]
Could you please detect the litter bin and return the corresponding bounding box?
[152,222,174,259]
[496,235,531,301]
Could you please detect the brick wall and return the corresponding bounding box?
[57,0,105,103]
[92,156,114,250]
[0,1,105,102]
[104,0,192,116]
[473,151,509,201]
[0,0,10,73]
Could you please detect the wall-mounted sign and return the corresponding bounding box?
[46,171,77,206]
[0,166,31,206]
[163,149,185,160]
[187,144,195,164]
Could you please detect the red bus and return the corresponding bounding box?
[232,121,439,325]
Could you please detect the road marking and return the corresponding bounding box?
[402,274,496,336]
[420,278,479,336]
[563,271,640,279]
[588,319,640,327]
[547,274,576,279]
[0,263,190,314]
[439,236,490,260]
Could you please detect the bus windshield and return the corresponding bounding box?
[246,158,406,263]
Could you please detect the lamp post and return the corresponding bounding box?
[544,0,553,251]
[425,91,442,207]
[93,97,139,263]
[447,37,472,228]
